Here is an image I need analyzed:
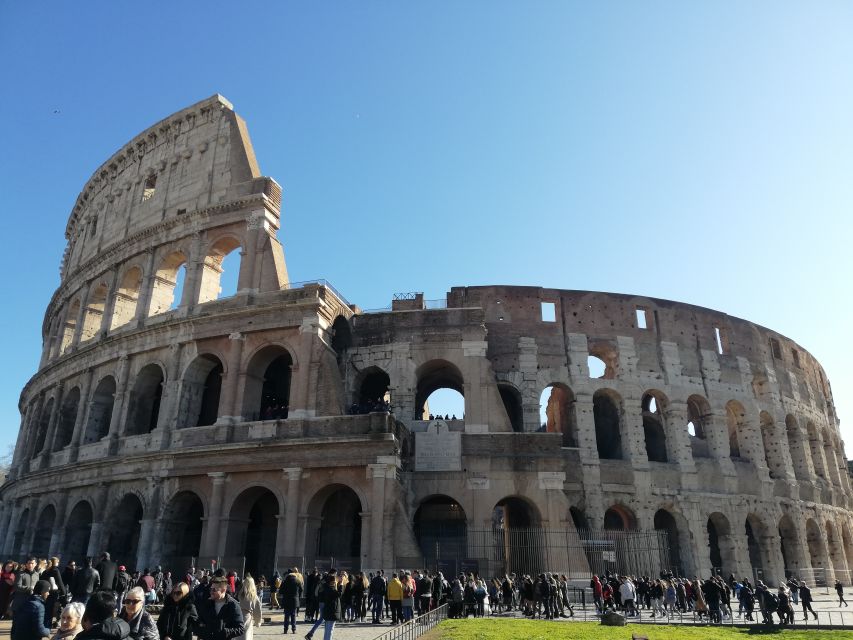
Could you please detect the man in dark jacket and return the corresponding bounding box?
[72,559,101,605]
[277,570,302,634]
[369,572,386,623]
[11,580,52,640]
[304,570,320,622]
[13,557,41,615]
[196,577,243,640]
[76,591,131,640]
[95,554,118,593]
[157,582,198,640]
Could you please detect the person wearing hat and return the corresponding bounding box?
[11,579,52,640]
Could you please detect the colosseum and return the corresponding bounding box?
[1,94,850,587]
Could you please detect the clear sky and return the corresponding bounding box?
[0,1,851,459]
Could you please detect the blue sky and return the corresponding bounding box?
[0,1,851,458]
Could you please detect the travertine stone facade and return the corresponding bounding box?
[1,96,851,585]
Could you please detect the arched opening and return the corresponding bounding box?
[786,415,810,481]
[604,505,637,531]
[60,299,80,354]
[80,282,108,342]
[33,505,56,558]
[642,391,668,463]
[178,355,223,428]
[498,384,523,433]
[842,525,853,579]
[806,519,828,577]
[493,497,541,530]
[331,316,352,361]
[54,387,80,451]
[84,376,116,444]
[725,400,747,460]
[824,431,842,487]
[807,422,826,480]
[654,509,683,576]
[416,360,464,420]
[414,496,468,573]
[354,367,391,414]
[161,492,204,566]
[587,342,617,379]
[492,497,543,576]
[826,521,846,577]
[125,364,164,436]
[570,507,588,531]
[707,512,735,575]
[760,411,784,479]
[198,237,242,303]
[313,486,363,565]
[244,346,293,421]
[686,395,711,458]
[12,509,30,557]
[148,251,188,315]
[745,515,765,580]
[539,384,577,445]
[225,488,280,579]
[65,501,94,564]
[593,389,622,460]
[110,266,142,330]
[778,515,799,577]
[32,398,54,458]
[106,495,143,569]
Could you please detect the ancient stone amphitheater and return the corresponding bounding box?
[1,95,849,586]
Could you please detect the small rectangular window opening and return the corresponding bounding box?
[770,337,782,359]
[792,349,801,368]
[89,218,97,238]
[142,175,157,202]
[541,301,556,322]
[714,326,729,355]
[635,308,648,329]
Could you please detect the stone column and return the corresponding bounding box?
[20,393,46,473]
[98,269,120,338]
[241,212,263,293]
[666,401,697,473]
[217,333,245,424]
[2,502,24,556]
[0,503,11,552]
[156,342,185,449]
[200,473,228,557]
[288,316,319,419]
[134,249,157,326]
[107,355,131,453]
[368,463,391,569]
[22,496,43,554]
[280,468,302,557]
[137,478,163,569]
[42,383,65,460]
[10,404,34,473]
[573,391,605,527]
[69,368,94,462]
[49,493,70,557]
[70,281,92,348]
[182,232,203,311]
[87,484,110,558]
[539,472,567,528]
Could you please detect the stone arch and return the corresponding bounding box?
[593,388,622,460]
[569,506,588,530]
[823,428,842,487]
[604,504,637,531]
[53,386,80,451]
[31,397,54,458]
[80,281,109,342]
[105,493,144,569]
[60,298,81,354]
[778,514,801,577]
[243,344,295,421]
[306,484,364,565]
[160,491,205,565]
[330,315,353,360]
[540,383,577,445]
[759,411,785,479]
[725,400,747,460]
[493,496,544,576]
[415,359,465,420]
[198,235,243,303]
[806,421,827,480]
[842,523,853,579]
[707,512,736,575]
[12,508,30,556]
[642,390,668,463]
[686,394,712,458]
[805,518,829,577]
[786,415,810,481]
[354,366,391,412]
[745,513,770,580]
[224,486,281,578]
[497,383,523,433]
[493,496,542,529]
[826,520,847,579]
[64,500,94,564]
[178,354,224,428]
[84,376,116,443]
[33,504,56,558]
[110,265,142,330]
[654,507,691,576]
[148,250,188,315]
[414,495,468,572]
[125,363,165,436]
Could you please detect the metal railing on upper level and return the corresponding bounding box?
[371,603,448,640]
[283,278,351,306]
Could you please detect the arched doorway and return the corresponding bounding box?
[126,364,165,435]
[498,384,523,433]
[806,519,829,584]
[414,496,467,574]
[355,367,391,413]
[243,346,292,421]
[224,488,280,579]
[686,395,711,459]
[654,509,683,576]
[311,486,363,570]
[725,400,746,460]
[539,384,577,445]
[415,360,464,420]
[745,516,764,581]
[54,387,80,451]
[33,506,56,558]
[492,497,543,576]
[331,316,352,361]
[779,514,799,577]
[642,392,668,463]
[593,390,622,459]
[106,495,144,570]
[12,509,30,557]
[707,512,735,576]
[604,505,637,531]
[161,492,204,567]
[65,501,94,564]
[178,355,223,428]
[84,376,116,443]
[32,398,54,458]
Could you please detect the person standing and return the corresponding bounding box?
[41,557,67,628]
[156,582,198,640]
[196,577,244,640]
[94,555,117,594]
[369,571,386,623]
[315,573,341,640]
[236,576,262,640]
[1,561,17,620]
[386,573,403,625]
[278,570,302,635]
[836,580,849,607]
[11,579,52,640]
[13,558,41,615]
[800,582,818,621]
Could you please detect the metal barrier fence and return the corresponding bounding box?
[411,527,673,579]
[371,603,448,640]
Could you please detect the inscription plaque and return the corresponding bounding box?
[415,420,461,471]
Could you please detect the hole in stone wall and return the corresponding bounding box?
[770,337,782,359]
[714,326,729,355]
[169,264,187,311]
[636,308,648,329]
[142,174,157,201]
[588,355,606,379]
[541,301,556,322]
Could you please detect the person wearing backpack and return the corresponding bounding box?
[115,567,132,610]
